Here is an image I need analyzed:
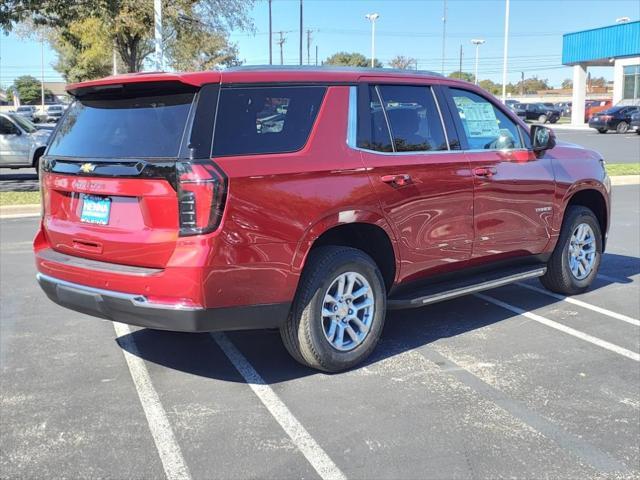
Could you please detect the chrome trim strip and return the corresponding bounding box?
[36,273,203,311]
[389,267,546,309]
[346,85,357,148]
[431,87,450,150]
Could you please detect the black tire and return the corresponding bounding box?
[280,246,386,372]
[33,149,44,178]
[616,121,629,134]
[597,128,607,134]
[549,117,558,124]
[540,206,602,295]
[538,114,548,124]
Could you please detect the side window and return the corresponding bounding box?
[0,117,16,135]
[357,86,393,152]
[449,88,523,150]
[212,86,326,156]
[377,85,448,152]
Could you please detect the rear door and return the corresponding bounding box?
[355,83,474,282]
[41,83,200,268]
[0,116,30,165]
[442,86,555,260]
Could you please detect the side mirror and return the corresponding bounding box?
[530,125,555,152]
[13,128,22,136]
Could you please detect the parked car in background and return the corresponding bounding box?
[34,68,610,372]
[584,99,612,122]
[0,112,50,171]
[15,105,38,122]
[589,105,640,133]
[504,99,519,110]
[630,110,640,134]
[45,104,65,123]
[555,102,571,116]
[514,103,561,123]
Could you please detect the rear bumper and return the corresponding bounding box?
[37,273,290,332]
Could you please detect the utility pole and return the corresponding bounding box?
[299,0,303,65]
[277,31,286,65]
[365,13,380,68]
[315,45,318,66]
[520,71,524,96]
[268,0,273,65]
[441,0,447,75]
[501,0,510,102]
[154,0,163,70]
[471,39,485,85]
[458,44,463,79]
[306,29,312,65]
[112,39,118,75]
[40,39,45,113]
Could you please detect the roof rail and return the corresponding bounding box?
[224,65,443,77]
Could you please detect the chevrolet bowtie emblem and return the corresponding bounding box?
[80,163,95,173]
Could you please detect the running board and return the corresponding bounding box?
[388,266,547,310]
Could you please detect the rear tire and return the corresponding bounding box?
[540,206,602,295]
[280,246,386,372]
[616,121,629,134]
[597,128,607,134]
[538,114,548,124]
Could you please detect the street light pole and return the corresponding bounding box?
[365,13,380,68]
[441,0,447,75]
[268,0,273,65]
[154,0,163,70]
[501,0,510,102]
[40,39,45,113]
[471,39,485,85]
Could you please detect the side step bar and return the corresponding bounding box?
[388,266,547,310]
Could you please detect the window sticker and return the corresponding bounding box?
[453,97,501,138]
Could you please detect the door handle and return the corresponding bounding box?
[473,167,498,177]
[381,174,411,186]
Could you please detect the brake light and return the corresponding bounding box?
[176,161,227,236]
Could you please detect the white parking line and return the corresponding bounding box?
[475,294,640,362]
[515,282,640,327]
[211,332,346,480]
[114,322,192,480]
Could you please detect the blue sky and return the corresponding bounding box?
[1,0,639,89]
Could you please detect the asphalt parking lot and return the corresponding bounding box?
[1,184,638,479]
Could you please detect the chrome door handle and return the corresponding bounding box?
[381,174,411,186]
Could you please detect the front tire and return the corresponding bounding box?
[540,206,602,295]
[281,246,386,372]
[616,121,629,134]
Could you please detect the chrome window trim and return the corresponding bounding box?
[346,85,357,148]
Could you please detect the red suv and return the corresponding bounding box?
[34,67,610,371]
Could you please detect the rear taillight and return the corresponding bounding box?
[176,161,227,236]
[600,115,612,121]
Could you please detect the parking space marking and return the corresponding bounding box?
[515,282,640,326]
[598,273,635,284]
[420,347,629,475]
[475,294,640,362]
[114,322,192,480]
[211,332,346,480]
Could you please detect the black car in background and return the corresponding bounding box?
[588,105,640,134]
[630,110,640,134]
[513,103,561,123]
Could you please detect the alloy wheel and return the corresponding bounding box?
[567,223,597,280]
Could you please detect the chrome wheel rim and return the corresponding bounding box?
[322,272,374,352]
[568,223,597,280]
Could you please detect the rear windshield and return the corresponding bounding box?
[47,93,194,158]
[212,86,326,156]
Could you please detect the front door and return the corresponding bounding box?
[443,87,555,260]
[355,83,474,283]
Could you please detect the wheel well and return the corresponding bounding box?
[567,189,607,243]
[309,223,396,290]
[32,147,45,168]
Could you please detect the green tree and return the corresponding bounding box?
[50,18,117,83]
[478,79,501,96]
[2,0,253,73]
[514,76,550,94]
[590,76,607,88]
[448,71,474,82]
[561,78,573,89]
[388,55,416,70]
[9,76,53,104]
[325,52,382,68]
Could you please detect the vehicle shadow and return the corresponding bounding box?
[116,252,638,384]
[0,171,39,192]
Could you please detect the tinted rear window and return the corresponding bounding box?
[212,86,326,156]
[47,93,194,158]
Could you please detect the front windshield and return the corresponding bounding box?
[9,114,37,133]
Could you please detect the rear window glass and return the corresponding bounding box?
[47,93,194,158]
[212,86,325,156]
